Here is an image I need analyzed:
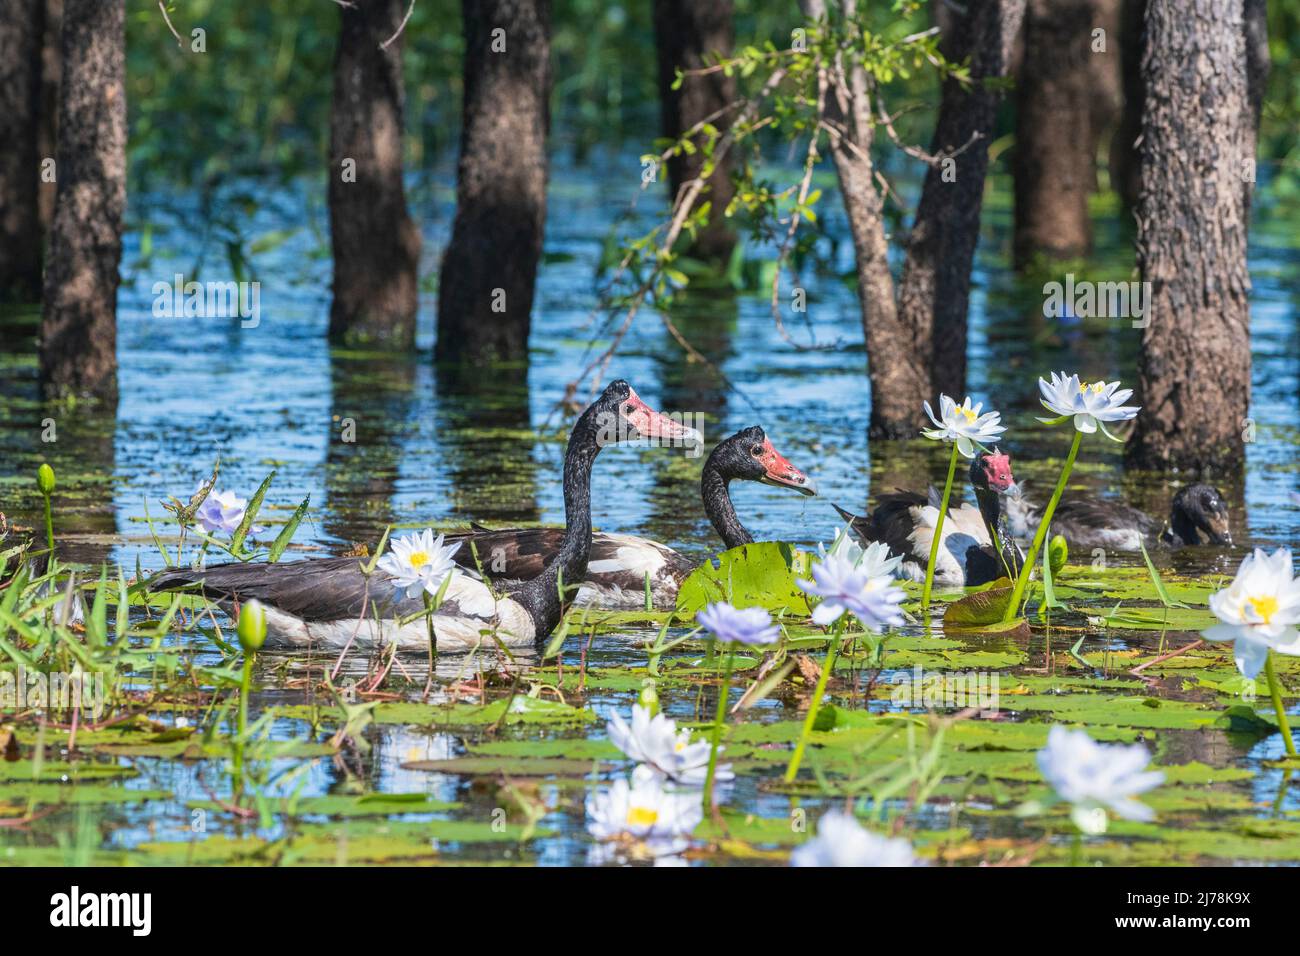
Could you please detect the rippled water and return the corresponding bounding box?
[1,157,1298,865]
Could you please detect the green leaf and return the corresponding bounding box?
[268,495,309,562]
[674,542,812,617]
[230,470,275,554]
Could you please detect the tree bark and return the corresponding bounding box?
[39,0,123,402]
[898,0,1025,402]
[0,0,46,301]
[801,0,929,438]
[436,0,551,365]
[652,0,737,264]
[1013,0,1119,267]
[1126,0,1252,474]
[38,0,61,232]
[1109,0,1144,214]
[328,0,422,348]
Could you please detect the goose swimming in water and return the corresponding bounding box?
[148,381,698,652]
[833,449,1024,588]
[437,425,815,609]
[1005,480,1231,551]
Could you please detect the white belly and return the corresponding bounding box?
[260,576,536,653]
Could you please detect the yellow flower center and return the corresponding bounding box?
[1246,595,1279,624]
[959,407,977,423]
[674,739,687,753]
[1079,381,1105,395]
[408,550,429,569]
[626,805,659,827]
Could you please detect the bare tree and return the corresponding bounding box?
[1013,0,1120,268]
[328,0,422,348]
[1126,0,1252,473]
[898,0,1025,402]
[0,0,45,300]
[807,0,1023,437]
[39,0,124,402]
[436,0,550,364]
[653,0,737,264]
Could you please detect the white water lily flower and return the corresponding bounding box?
[818,529,903,579]
[376,528,460,601]
[791,811,920,867]
[696,601,781,646]
[586,764,703,852]
[922,394,1006,458]
[196,489,250,535]
[1201,547,1300,679]
[607,704,733,786]
[1036,726,1164,834]
[1037,371,1140,439]
[797,553,907,633]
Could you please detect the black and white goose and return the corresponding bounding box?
[148,381,696,652]
[833,449,1023,588]
[439,425,815,609]
[1005,481,1231,551]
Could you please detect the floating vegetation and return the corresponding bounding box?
[1,456,1298,868]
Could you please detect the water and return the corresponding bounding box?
[1,156,1298,865]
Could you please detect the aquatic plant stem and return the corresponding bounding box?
[234,651,254,781]
[1002,430,1083,623]
[703,643,735,808]
[921,442,961,613]
[42,494,54,556]
[1070,830,1082,867]
[785,618,846,783]
[1264,652,1297,758]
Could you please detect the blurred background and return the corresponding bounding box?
[0,0,1297,574]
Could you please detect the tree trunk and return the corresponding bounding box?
[898,0,1025,402]
[1126,0,1251,474]
[652,0,737,264]
[1109,0,1144,214]
[0,0,45,301]
[436,0,551,365]
[801,0,929,439]
[328,0,422,348]
[38,0,61,232]
[1013,0,1119,267]
[39,0,123,402]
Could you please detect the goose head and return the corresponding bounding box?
[594,380,703,450]
[1169,483,1232,546]
[707,425,816,496]
[970,448,1019,497]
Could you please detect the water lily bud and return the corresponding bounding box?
[237,599,267,652]
[37,463,55,496]
[637,678,659,716]
[1048,534,1069,576]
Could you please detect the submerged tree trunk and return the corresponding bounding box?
[39,0,123,402]
[898,0,1025,402]
[436,0,551,365]
[1013,0,1119,267]
[1126,0,1251,474]
[1109,0,1144,215]
[803,0,929,439]
[652,0,737,264]
[0,0,46,301]
[38,0,61,232]
[328,0,421,348]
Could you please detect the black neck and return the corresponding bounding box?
[975,487,1023,580]
[1167,509,1196,546]
[702,464,753,549]
[513,408,599,638]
